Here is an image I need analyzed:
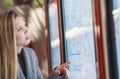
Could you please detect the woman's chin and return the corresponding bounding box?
[24,40,31,46]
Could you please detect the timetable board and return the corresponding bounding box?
[62,0,97,79]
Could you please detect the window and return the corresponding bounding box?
[112,0,120,78]
[61,0,97,79]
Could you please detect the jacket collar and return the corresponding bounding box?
[18,48,32,79]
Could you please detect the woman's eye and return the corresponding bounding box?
[17,29,21,31]
[25,24,27,27]
[17,27,22,31]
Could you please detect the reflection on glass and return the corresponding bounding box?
[112,0,120,78]
[62,0,97,79]
[48,0,60,69]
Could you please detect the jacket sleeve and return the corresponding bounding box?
[36,65,67,79]
[34,53,67,79]
[37,66,44,79]
[47,71,66,79]
[29,48,44,79]
[26,47,67,79]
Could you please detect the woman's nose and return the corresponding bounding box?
[25,27,30,34]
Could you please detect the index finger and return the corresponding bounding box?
[61,61,71,67]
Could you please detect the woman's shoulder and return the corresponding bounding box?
[22,47,37,59]
[22,47,39,68]
[23,47,35,52]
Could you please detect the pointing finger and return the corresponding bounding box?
[61,61,71,67]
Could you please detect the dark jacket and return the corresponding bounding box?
[17,47,66,79]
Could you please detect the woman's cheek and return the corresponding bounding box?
[16,34,24,44]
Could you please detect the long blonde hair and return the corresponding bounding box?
[0,10,18,79]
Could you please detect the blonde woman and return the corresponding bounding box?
[0,10,70,79]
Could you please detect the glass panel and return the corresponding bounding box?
[48,0,60,70]
[61,0,97,79]
[112,0,120,78]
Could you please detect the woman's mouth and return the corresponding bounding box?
[25,36,30,40]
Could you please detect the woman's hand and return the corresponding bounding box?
[54,62,71,79]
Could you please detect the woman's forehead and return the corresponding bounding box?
[15,16,25,26]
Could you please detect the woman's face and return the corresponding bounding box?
[15,16,30,47]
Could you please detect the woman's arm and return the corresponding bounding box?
[47,62,71,79]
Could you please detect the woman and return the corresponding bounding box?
[0,10,70,79]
